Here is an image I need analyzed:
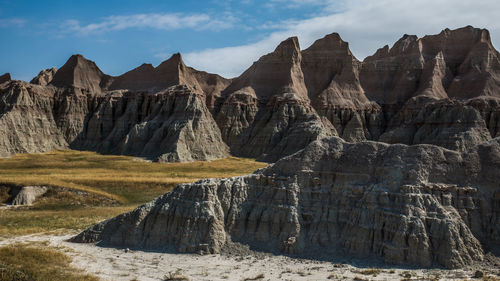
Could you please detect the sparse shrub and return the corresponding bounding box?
[357,268,381,276]
[243,273,265,280]
[163,269,189,281]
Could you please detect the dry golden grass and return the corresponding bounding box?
[0,150,266,204]
[0,243,98,281]
[0,150,266,236]
[0,206,133,237]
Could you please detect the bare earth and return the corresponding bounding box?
[0,234,497,281]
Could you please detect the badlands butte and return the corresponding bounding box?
[2,25,500,268]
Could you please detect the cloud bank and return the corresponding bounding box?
[183,0,500,78]
[63,12,235,35]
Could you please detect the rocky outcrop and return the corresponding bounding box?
[31,67,57,86]
[215,37,336,161]
[0,81,70,156]
[301,33,383,142]
[379,97,493,150]
[2,26,500,161]
[11,186,48,205]
[360,26,500,105]
[73,136,500,268]
[73,85,229,162]
[109,53,231,106]
[0,73,10,84]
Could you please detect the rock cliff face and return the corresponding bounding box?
[0,81,70,156]
[72,85,229,162]
[301,33,383,142]
[215,37,336,161]
[73,136,500,268]
[1,26,500,161]
[0,55,229,161]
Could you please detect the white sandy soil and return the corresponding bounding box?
[0,234,498,281]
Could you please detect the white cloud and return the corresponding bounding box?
[267,0,337,9]
[63,13,235,35]
[183,0,500,78]
[0,18,26,28]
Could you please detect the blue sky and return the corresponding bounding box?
[1,0,499,80]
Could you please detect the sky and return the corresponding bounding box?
[0,0,499,81]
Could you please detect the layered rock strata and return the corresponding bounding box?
[72,85,229,162]
[215,37,336,161]
[1,26,500,161]
[73,136,500,268]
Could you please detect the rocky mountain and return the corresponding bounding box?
[0,57,229,161]
[73,136,500,268]
[215,37,335,161]
[108,53,231,102]
[50,54,113,92]
[1,26,500,161]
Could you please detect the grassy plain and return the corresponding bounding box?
[0,150,266,236]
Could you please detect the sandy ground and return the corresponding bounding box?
[0,234,498,281]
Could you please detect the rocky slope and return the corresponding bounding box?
[1,26,500,161]
[215,37,336,161]
[72,85,229,162]
[72,136,500,268]
[0,77,228,162]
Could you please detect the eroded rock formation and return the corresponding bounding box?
[1,26,500,161]
[215,37,336,161]
[31,67,57,86]
[73,136,500,268]
[73,85,229,162]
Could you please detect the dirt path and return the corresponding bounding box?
[0,234,496,281]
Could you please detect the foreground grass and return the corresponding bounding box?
[0,243,98,281]
[0,150,266,236]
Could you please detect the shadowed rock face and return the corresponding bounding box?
[72,136,500,268]
[361,26,500,105]
[2,26,500,161]
[72,85,229,162]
